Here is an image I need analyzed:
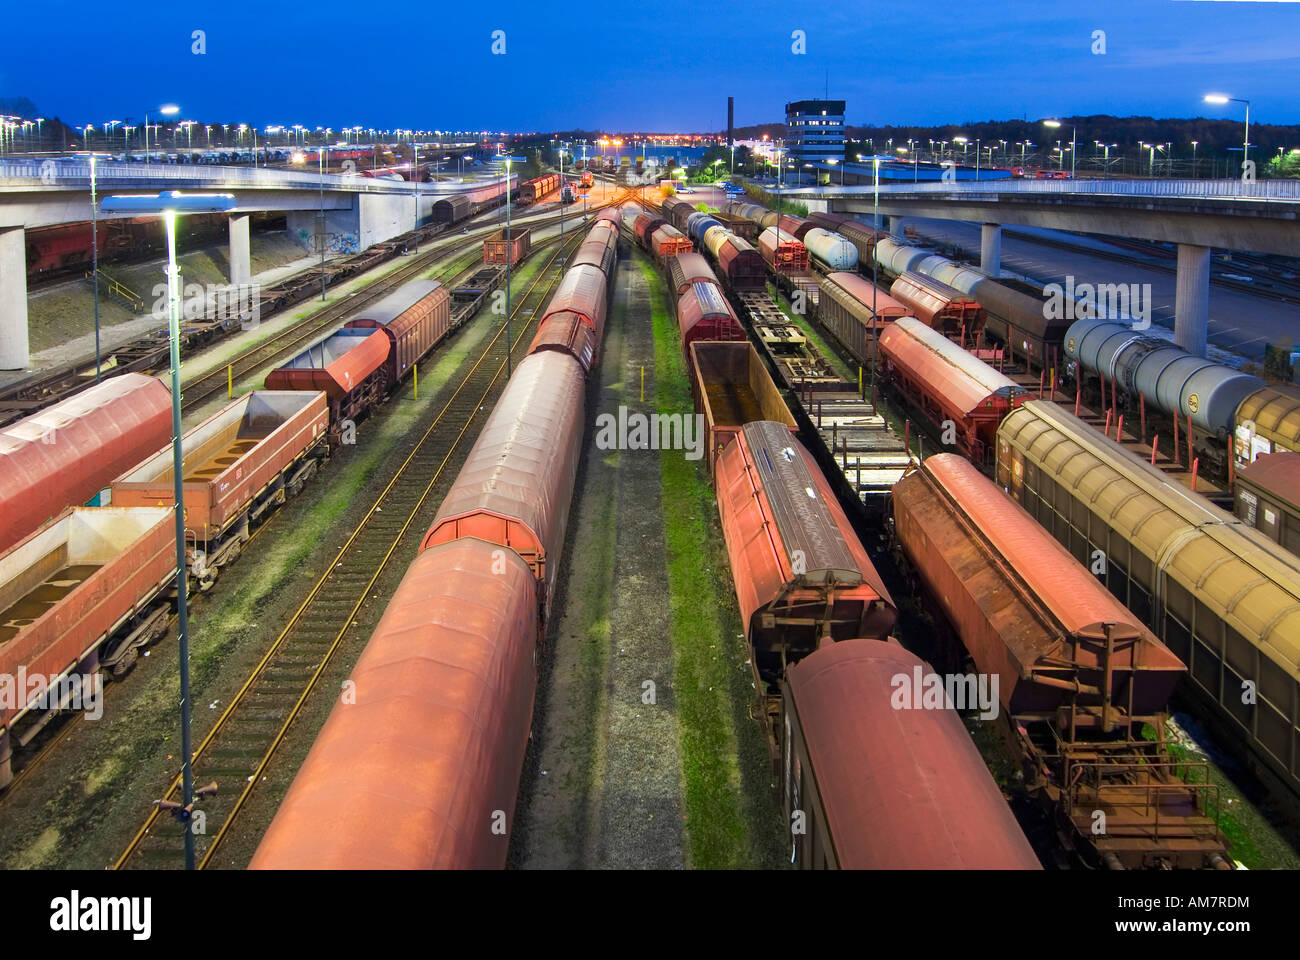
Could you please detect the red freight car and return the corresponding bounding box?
[111,391,329,584]
[421,351,586,614]
[592,207,620,235]
[520,174,559,204]
[714,234,767,292]
[666,252,719,298]
[571,229,617,277]
[714,420,897,696]
[758,227,808,274]
[891,454,1227,869]
[0,373,172,556]
[879,317,1025,464]
[249,536,540,869]
[780,637,1041,870]
[689,341,796,475]
[650,224,692,261]
[540,263,607,344]
[778,214,813,240]
[660,196,696,233]
[889,270,986,344]
[634,213,667,250]
[483,227,531,266]
[265,329,390,437]
[675,280,745,357]
[0,506,177,787]
[344,278,452,386]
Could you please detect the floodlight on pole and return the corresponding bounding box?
[99,188,236,873]
[1204,93,1251,171]
[494,155,526,375]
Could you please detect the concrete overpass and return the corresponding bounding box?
[785,178,1300,358]
[0,160,512,369]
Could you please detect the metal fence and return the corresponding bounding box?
[785,177,1300,202]
[0,159,513,197]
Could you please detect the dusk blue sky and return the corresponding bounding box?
[5,0,1298,132]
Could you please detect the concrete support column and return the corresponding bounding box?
[980,222,1002,277]
[0,227,29,371]
[229,214,251,286]
[1175,243,1211,358]
[890,217,912,238]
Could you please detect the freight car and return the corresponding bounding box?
[1236,384,1300,466]
[571,226,617,277]
[802,227,858,272]
[519,173,561,205]
[483,226,531,266]
[998,399,1300,808]
[248,535,541,869]
[111,391,329,588]
[875,239,1068,370]
[707,230,766,293]
[1235,452,1300,555]
[807,212,885,265]
[344,279,452,388]
[758,227,808,274]
[0,505,177,787]
[526,263,611,376]
[722,199,779,229]
[815,271,909,367]
[666,251,718,300]
[253,222,617,868]
[889,271,985,343]
[650,224,692,261]
[893,454,1229,869]
[673,276,746,363]
[265,330,389,440]
[1064,317,1265,477]
[778,214,812,240]
[686,211,722,248]
[689,340,797,476]
[660,196,697,233]
[710,211,758,244]
[879,316,1026,465]
[713,420,897,705]
[0,373,172,556]
[633,213,667,250]
[780,637,1041,870]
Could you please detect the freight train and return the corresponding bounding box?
[248,218,619,868]
[671,251,1038,868]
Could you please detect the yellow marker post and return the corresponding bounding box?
[641,365,645,403]
[858,365,862,399]
[414,364,418,400]
[227,364,232,399]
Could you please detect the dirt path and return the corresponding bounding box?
[514,256,686,869]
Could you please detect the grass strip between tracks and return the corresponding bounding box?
[639,252,757,868]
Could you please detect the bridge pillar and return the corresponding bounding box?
[0,227,29,371]
[229,214,251,287]
[890,217,912,238]
[980,223,1002,277]
[1175,243,1211,358]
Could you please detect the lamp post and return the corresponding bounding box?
[497,155,525,375]
[1204,94,1250,172]
[872,156,880,383]
[413,143,420,252]
[99,189,236,872]
[1044,120,1075,177]
[144,104,179,161]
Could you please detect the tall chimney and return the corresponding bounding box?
[727,96,734,148]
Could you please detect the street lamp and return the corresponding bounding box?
[872,155,881,382]
[495,154,525,375]
[144,104,179,161]
[1205,94,1251,173]
[1043,120,1076,177]
[99,188,236,872]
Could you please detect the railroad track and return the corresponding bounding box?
[112,221,595,870]
[178,208,578,413]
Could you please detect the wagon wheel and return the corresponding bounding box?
[110,646,138,679]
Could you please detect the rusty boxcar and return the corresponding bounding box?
[482,226,531,266]
[264,329,389,436]
[344,279,452,387]
[0,506,176,787]
[714,420,897,702]
[689,341,796,475]
[780,637,1041,870]
[0,374,172,555]
[893,454,1228,869]
[111,391,329,585]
